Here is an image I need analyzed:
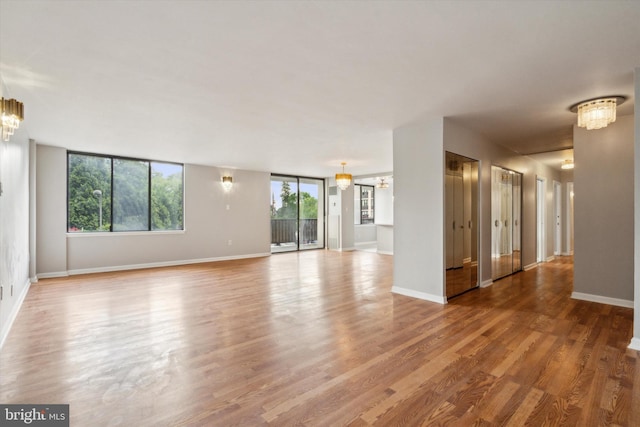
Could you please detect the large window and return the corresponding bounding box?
[354,184,375,224]
[68,152,183,232]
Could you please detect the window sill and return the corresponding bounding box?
[67,230,186,237]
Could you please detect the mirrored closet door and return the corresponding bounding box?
[445,152,479,298]
[491,166,522,280]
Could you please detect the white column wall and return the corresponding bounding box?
[574,115,634,306]
[392,118,446,303]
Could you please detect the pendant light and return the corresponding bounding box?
[335,162,352,190]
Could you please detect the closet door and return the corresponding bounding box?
[453,175,464,268]
[445,174,454,269]
[511,172,522,272]
[491,166,523,280]
[445,152,479,298]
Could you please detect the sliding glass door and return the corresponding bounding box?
[271,175,324,253]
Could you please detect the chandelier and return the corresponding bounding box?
[561,159,574,170]
[376,177,389,189]
[1,97,24,141]
[570,96,625,130]
[335,162,352,190]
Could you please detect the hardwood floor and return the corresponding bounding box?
[1,252,638,426]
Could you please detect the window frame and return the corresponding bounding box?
[355,184,375,225]
[67,150,184,233]
[270,173,326,252]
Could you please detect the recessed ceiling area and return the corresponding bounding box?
[1,1,638,177]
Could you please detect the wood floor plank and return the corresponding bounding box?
[0,252,638,426]
[504,387,545,426]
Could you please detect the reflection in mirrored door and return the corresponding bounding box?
[491,166,522,280]
[445,152,479,298]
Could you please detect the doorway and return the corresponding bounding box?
[445,152,479,298]
[270,175,325,253]
[491,166,522,280]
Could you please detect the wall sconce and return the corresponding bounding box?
[221,175,233,191]
[1,97,25,141]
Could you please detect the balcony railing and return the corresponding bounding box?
[271,218,318,244]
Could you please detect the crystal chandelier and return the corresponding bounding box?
[1,97,24,141]
[335,162,352,190]
[570,96,625,130]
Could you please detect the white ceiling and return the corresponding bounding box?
[1,1,638,177]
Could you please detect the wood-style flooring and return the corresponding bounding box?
[1,251,638,426]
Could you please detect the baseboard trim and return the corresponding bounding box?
[37,271,69,279]
[480,279,493,288]
[545,255,555,262]
[391,286,446,304]
[377,250,393,256]
[0,278,32,351]
[571,292,634,308]
[524,263,539,271]
[355,241,377,246]
[39,253,271,278]
[629,338,640,351]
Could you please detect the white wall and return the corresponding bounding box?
[574,115,634,305]
[36,144,271,276]
[36,145,67,275]
[327,178,355,251]
[0,81,31,348]
[354,224,376,245]
[392,118,445,303]
[375,181,394,225]
[341,182,355,251]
